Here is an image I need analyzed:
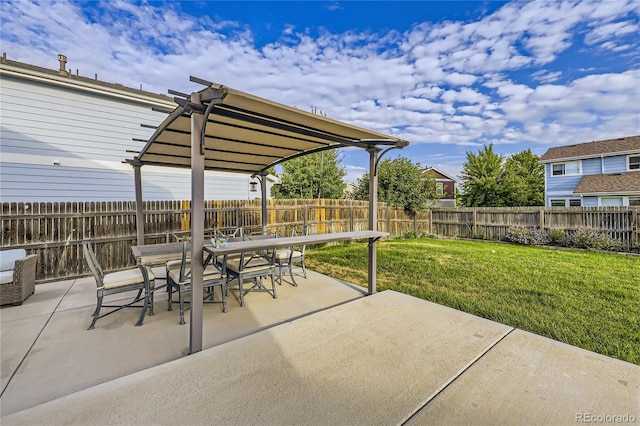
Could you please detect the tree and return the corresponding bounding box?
[460,144,505,207]
[271,150,346,199]
[501,149,544,206]
[352,156,437,212]
[460,144,544,207]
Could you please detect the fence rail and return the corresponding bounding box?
[1,201,637,282]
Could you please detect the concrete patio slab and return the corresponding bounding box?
[407,328,640,425]
[0,269,366,415]
[2,273,639,425]
[2,291,513,425]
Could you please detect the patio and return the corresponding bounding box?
[1,267,638,425]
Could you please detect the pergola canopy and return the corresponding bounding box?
[127,78,409,174]
[127,77,409,354]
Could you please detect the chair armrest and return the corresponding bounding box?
[13,254,38,298]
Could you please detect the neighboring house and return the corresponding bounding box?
[539,135,640,207]
[0,54,277,202]
[422,167,457,207]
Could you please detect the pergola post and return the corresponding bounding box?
[260,171,268,234]
[133,163,145,246]
[367,146,381,295]
[189,92,205,354]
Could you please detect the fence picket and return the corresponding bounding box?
[1,202,637,282]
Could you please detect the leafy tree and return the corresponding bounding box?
[501,149,544,206]
[352,157,437,212]
[460,144,544,207]
[460,144,505,207]
[271,150,346,199]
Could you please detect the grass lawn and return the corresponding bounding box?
[305,237,640,365]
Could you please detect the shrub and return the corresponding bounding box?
[564,228,624,252]
[548,228,566,246]
[505,226,550,246]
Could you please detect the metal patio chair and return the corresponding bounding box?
[82,239,154,330]
[167,239,227,324]
[274,225,308,287]
[225,232,277,307]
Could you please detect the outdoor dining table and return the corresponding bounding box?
[131,230,389,348]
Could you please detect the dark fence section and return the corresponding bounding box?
[1,201,636,282]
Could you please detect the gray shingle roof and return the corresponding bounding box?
[573,171,640,194]
[540,135,640,162]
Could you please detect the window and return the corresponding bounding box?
[600,197,623,207]
[569,199,581,207]
[550,199,566,207]
[552,161,580,176]
[628,155,640,171]
[629,197,640,207]
[436,183,444,196]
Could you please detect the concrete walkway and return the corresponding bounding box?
[1,272,639,425]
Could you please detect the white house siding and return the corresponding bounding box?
[1,68,269,202]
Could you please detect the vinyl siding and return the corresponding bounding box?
[1,73,271,202]
[581,197,599,207]
[545,163,583,206]
[581,158,601,175]
[0,162,260,202]
[603,155,628,173]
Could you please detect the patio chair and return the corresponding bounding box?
[82,239,154,330]
[167,239,227,324]
[225,232,277,307]
[0,248,38,306]
[274,225,308,287]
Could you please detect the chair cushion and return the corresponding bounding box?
[103,268,154,290]
[274,250,303,260]
[168,264,222,286]
[166,259,183,271]
[0,270,14,285]
[0,249,26,272]
[226,257,273,274]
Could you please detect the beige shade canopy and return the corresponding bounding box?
[127,78,409,354]
[128,79,409,174]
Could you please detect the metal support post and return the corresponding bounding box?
[189,92,205,354]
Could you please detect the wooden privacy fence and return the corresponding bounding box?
[1,202,636,282]
[430,206,639,250]
[1,199,428,282]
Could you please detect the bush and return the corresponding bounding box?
[505,226,551,246]
[548,228,566,246]
[564,228,624,252]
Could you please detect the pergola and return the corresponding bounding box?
[127,77,409,352]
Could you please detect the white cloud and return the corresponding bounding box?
[1,0,638,171]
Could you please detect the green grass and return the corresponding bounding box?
[305,238,640,365]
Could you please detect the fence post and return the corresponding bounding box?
[633,208,639,249]
[539,208,545,231]
[349,200,353,232]
[472,208,477,235]
[429,209,432,235]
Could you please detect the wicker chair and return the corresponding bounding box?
[0,249,38,306]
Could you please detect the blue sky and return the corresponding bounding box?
[2,0,639,182]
